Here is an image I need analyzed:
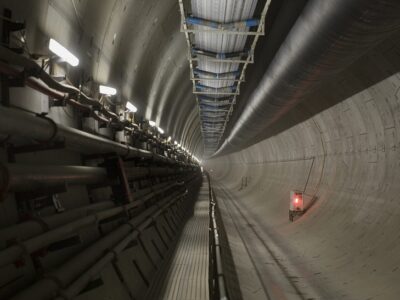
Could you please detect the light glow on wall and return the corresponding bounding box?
[126,102,137,113]
[49,38,79,67]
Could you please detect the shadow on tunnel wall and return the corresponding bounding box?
[222,19,400,153]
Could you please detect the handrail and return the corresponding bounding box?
[207,174,229,300]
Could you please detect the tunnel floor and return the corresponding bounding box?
[146,179,210,300]
[214,182,327,300]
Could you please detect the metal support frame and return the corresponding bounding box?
[215,0,272,150]
[200,109,230,114]
[200,112,228,117]
[179,0,272,155]
[184,28,263,36]
[199,100,234,106]
[191,77,244,83]
[190,54,254,64]
[182,15,265,36]
[192,69,243,82]
[193,84,240,95]
[104,156,133,204]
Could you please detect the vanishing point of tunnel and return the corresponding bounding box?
[0,0,400,299]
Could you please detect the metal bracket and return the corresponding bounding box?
[1,8,25,54]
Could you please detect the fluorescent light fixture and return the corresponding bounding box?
[99,85,117,96]
[49,38,79,67]
[193,156,201,164]
[149,120,156,127]
[167,136,172,142]
[174,141,178,145]
[157,127,164,134]
[126,102,137,113]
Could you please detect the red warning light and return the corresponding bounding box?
[289,191,304,221]
[290,192,303,211]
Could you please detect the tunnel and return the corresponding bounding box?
[0,0,400,299]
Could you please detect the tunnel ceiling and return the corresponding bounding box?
[179,0,270,156]
[0,0,289,160]
[4,0,399,161]
[1,0,205,157]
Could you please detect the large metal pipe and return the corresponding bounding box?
[0,180,179,252]
[0,202,114,244]
[0,181,182,267]
[215,0,400,156]
[10,189,187,300]
[0,58,198,166]
[0,163,191,195]
[0,164,107,194]
[57,192,186,300]
[123,166,186,180]
[132,181,171,199]
[0,106,172,162]
[0,51,199,167]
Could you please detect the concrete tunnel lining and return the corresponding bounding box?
[206,71,400,299]
[0,0,400,299]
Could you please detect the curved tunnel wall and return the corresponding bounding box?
[2,0,400,298]
[0,0,203,156]
[206,68,400,299]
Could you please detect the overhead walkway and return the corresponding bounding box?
[147,177,210,300]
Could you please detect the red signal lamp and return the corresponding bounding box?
[289,191,304,222]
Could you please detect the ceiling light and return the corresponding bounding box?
[126,102,137,113]
[149,120,156,127]
[157,127,164,134]
[174,141,178,145]
[167,136,172,142]
[99,85,117,96]
[49,38,79,67]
